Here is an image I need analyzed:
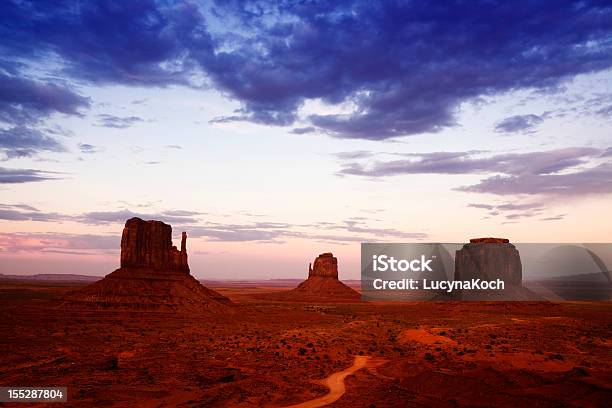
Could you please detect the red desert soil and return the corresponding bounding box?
[0,280,611,407]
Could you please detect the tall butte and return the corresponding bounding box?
[453,237,539,300]
[274,252,360,302]
[63,217,231,313]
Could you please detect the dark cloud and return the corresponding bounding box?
[96,114,143,129]
[0,73,89,159]
[200,1,612,138]
[0,1,211,86]
[0,126,65,159]
[0,167,60,183]
[0,73,89,127]
[2,1,612,140]
[494,114,544,134]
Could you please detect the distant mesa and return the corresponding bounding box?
[454,237,539,300]
[271,252,360,302]
[62,217,231,313]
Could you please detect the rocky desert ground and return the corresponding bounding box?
[0,279,611,407]
[1,220,610,407]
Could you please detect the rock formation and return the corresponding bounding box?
[120,217,189,272]
[455,238,522,285]
[63,218,231,313]
[272,252,360,302]
[308,252,338,279]
[454,237,538,300]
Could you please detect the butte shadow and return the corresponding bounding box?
[268,252,361,302]
[61,217,232,313]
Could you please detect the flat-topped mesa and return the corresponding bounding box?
[120,217,189,272]
[308,252,338,279]
[455,237,521,286]
[470,237,510,244]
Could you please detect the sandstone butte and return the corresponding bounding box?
[62,217,232,313]
[275,252,360,302]
[454,237,539,300]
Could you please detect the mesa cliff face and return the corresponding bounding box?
[453,237,538,300]
[308,252,338,279]
[454,238,522,285]
[120,217,189,272]
[63,218,231,313]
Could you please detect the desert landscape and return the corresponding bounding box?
[0,219,610,407]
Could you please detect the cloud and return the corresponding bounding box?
[0,73,89,159]
[290,127,316,135]
[540,214,566,221]
[458,163,612,196]
[78,143,101,154]
[96,114,143,129]
[338,147,600,177]
[1,1,210,86]
[0,126,66,159]
[0,167,60,183]
[76,209,201,226]
[335,151,374,160]
[494,114,544,134]
[0,232,119,255]
[0,73,89,127]
[340,147,612,197]
[199,1,612,138]
[0,205,207,226]
[2,1,612,140]
[0,204,68,222]
[185,217,427,243]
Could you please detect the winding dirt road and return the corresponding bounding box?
[284,355,386,408]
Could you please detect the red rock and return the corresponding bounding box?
[120,217,189,272]
[272,252,360,302]
[455,238,521,285]
[308,252,338,279]
[453,238,541,300]
[469,237,510,244]
[63,217,231,313]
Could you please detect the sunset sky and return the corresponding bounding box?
[1,1,611,279]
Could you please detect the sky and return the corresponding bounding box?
[1,0,611,279]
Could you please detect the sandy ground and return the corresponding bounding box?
[0,280,610,407]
